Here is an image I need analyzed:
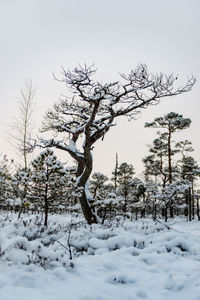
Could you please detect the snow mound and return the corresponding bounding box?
[0,213,200,299]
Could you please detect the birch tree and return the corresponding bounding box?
[9,80,36,171]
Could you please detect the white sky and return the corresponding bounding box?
[0,0,200,177]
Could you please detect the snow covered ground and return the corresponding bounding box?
[0,212,200,300]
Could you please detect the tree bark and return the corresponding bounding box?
[197,198,200,221]
[188,187,192,222]
[165,206,168,222]
[44,184,48,227]
[44,166,49,227]
[76,153,98,224]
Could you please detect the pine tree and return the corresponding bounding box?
[90,172,109,199]
[115,162,135,215]
[180,156,200,220]
[145,112,191,184]
[30,149,71,226]
[0,155,14,210]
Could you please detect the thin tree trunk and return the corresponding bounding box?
[124,193,127,217]
[170,205,174,218]
[168,129,172,184]
[135,207,138,221]
[197,198,200,221]
[191,180,195,220]
[167,129,174,219]
[114,153,118,191]
[165,206,168,222]
[188,187,192,222]
[153,202,157,221]
[44,183,48,227]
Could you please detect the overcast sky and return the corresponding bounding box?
[0,0,200,177]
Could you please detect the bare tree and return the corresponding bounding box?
[41,64,195,224]
[9,80,36,171]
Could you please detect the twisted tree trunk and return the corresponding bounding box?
[76,153,98,224]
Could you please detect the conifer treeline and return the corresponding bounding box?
[0,112,199,225]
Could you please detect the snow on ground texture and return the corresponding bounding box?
[0,213,200,300]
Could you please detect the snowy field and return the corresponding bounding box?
[0,213,200,300]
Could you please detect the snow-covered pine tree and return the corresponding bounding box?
[30,149,72,226]
[115,162,135,216]
[180,156,200,220]
[145,112,191,184]
[0,155,14,210]
[90,172,109,199]
[145,113,192,218]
